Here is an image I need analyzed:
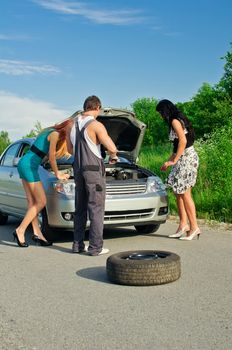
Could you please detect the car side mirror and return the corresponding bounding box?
[13,157,20,166]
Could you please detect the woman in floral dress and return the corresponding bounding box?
[156,99,200,240]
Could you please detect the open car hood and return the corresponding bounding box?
[70,108,146,163]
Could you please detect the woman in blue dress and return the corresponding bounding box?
[14,119,71,247]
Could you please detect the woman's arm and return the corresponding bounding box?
[48,131,69,180]
[160,119,187,171]
[171,119,187,163]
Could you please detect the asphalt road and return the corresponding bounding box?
[0,217,232,350]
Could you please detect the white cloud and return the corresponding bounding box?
[151,26,182,37]
[0,59,61,76]
[164,32,181,37]
[0,34,30,41]
[32,0,145,25]
[0,91,70,141]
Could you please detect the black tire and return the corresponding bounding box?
[106,250,181,286]
[39,210,58,242]
[134,224,160,234]
[0,212,8,225]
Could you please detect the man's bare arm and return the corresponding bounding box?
[95,122,118,158]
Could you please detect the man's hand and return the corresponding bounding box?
[109,156,119,164]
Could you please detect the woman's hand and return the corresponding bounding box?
[160,160,176,171]
[56,172,70,180]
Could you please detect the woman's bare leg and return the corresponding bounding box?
[21,180,48,240]
[181,187,199,233]
[16,180,46,243]
[175,194,189,231]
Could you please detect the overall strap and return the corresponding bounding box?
[80,118,95,137]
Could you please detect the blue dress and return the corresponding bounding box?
[18,128,54,183]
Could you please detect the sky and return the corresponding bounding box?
[0,0,231,141]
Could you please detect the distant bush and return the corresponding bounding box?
[194,122,232,222]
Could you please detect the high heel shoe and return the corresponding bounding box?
[13,231,28,248]
[32,235,53,246]
[168,225,189,238]
[179,228,201,241]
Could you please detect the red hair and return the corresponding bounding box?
[53,118,73,158]
[38,118,73,158]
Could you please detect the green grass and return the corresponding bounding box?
[138,140,232,223]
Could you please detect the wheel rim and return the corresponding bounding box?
[125,252,170,261]
[38,212,43,227]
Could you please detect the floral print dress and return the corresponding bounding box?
[166,128,199,194]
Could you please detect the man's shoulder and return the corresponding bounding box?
[88,119,102,129]
[93,121,105,134]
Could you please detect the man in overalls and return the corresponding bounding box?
[67,96,118,255]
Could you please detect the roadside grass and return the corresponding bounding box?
[138,141,232,223]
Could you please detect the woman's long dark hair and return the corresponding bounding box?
[156,99,195,139]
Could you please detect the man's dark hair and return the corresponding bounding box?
[83,95,101,112]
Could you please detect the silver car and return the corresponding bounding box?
[0,108,168,240]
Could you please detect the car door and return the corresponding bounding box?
[0,141,29,216]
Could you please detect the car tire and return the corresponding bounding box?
[134,224,160,234]
[106,250,181,286]
[39,209,58,242]
[0,212,8,225]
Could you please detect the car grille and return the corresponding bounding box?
[106,182,146,195]
[104,208,154,221]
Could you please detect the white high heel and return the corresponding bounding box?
[179,228,201,241]
[168,225,189,238]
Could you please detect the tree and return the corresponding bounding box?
[179,41,232,139]
[131,97,168,145]
[0,131,11,155]
[24,120,43,138]
[178,83,220,138]
[217,42,232,97]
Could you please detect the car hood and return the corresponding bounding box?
[70,108,146,163]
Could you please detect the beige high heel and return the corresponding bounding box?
[179,228,201,241]
[168,224,189,238]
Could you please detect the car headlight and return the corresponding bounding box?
[146,176,166,193]
[54,182,75,196]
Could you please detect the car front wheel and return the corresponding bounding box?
[0,212,8,225]
[134,224,160,234]
[39,210,58,242]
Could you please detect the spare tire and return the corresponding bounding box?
[106,250,181,286]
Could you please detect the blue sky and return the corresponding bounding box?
[0,0,231,140]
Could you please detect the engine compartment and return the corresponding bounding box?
[44,161,150,182]
[105,165,148,181]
